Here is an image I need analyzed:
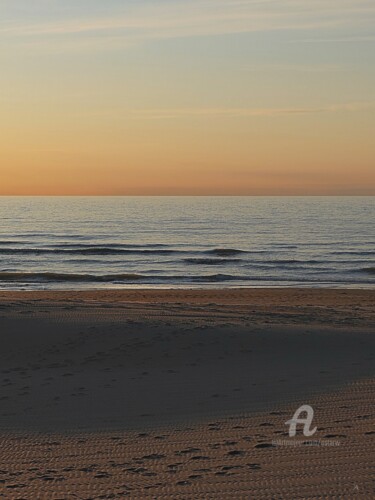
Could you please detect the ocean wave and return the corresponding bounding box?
[0,247,181,256]
[0,272,143,282]
[360,267,375,274]
[184,258,241,265]
[53,243,169,249]
[0,270,373,285]
[265,259,324,265]
[0,271,248,284]
[205,248,246,256]
[331,251,375,256]
[0,246,250,257]
[191,274,248,282]
[0,241,32,245]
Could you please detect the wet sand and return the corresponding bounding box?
[0,289,374,498]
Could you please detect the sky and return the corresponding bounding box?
[1,0,374,195]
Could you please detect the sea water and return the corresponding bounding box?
[0,196,373,289]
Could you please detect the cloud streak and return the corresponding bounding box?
[1,0,375,49]
[129,101,375,120]
[289,36,375,44]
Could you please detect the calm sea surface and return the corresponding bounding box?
[0,197,373,290]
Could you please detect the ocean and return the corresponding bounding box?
[0,196,373,290]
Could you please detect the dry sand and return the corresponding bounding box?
[0,289,374,498]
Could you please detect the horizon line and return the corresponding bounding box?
[0,194,374,198]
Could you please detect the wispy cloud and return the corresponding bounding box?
[129,101,375,120]
[242,63,347,73]
[1,0,374,49]
[288,36,375,44]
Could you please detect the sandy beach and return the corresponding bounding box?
[0,289,374,498]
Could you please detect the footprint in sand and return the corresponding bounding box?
[142,454,165,460]
[248,463,261,469]
[254,443,275,449]
[175,447,201,456]
[227,450,245,457]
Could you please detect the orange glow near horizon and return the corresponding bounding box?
[1,1,374,195]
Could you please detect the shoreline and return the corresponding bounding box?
[0,288,374,328]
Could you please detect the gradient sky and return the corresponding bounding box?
[1,0,374,195]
